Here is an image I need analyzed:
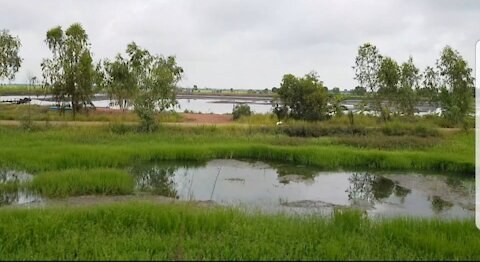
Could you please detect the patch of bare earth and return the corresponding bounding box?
[181,113,233,124]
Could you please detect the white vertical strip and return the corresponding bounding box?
[475,40,480,229]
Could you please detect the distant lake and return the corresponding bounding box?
[0,94,443,115]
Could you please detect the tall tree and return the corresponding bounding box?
[0,29,22,81]
[436,46,474,126]
[398,56,420,116]
[103,54,137,110]
[419,66,440,104]
[104,42,183,131]
[353,43,382,93]
[376,56,400,120]
[41,23,96,119]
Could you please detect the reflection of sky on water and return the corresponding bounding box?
[130,159,474,219]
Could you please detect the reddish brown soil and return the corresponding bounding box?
[181,113,232,124]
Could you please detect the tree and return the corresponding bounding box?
[436,46,474,126]
[104,42,183,131]
[0,29,22,81]
[377,56,400,120]
[103,54,137,110]
[353,43,382,93]
[41,23,96,119]
[232,104,252,120]
[418,66,440,104]
[352,86,366,96]
[397,56,420,116]
[331,87,340,94]
[276,71,329,121]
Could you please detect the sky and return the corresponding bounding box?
[0,0,479,90]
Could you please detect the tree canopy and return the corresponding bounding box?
[41,23,97,118]
[0,29,22,81]
[276,72,330,121]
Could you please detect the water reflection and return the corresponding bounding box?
[430,196,454,213]
[347,173,412,206]
[130,161,206,199]
[128,160,474,219]
[131,165,178,198]
[0,169,42,206]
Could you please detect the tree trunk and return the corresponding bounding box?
[72,95,76,121]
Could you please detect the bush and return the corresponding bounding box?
[232,104,252,120]
[279,123,367,137]
[382,122,439,137]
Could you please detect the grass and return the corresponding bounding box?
[0,85,49,96]
[0,125,474,175]
[0,104,183,123]
[0,202,478,260]
[30,168,134,197]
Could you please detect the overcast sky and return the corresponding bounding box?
[1,0,478,90]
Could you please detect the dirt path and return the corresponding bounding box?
[182,113,232,124]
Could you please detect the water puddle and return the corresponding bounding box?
[0,170,43,207]
[130,159,474,218]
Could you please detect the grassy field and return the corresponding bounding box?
[0,123,474,175]
[0,85,49,96]
[0,104,183,123]
[0,104,476,261]
[0,202,478,260]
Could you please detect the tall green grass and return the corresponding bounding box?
[0,104,183,123]
[30,168,134,197]
[0,125,473,175]
[0,202,478,260]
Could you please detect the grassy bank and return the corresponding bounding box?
[0,104,183,123]
[0,124,474,175]
[0,202,478,260]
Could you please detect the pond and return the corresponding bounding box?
[0,159,474,218]
[129,159,474,219]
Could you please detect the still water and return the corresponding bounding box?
[1,159,474,218]
[129,159,474,218]
[1,95,441,115]
[0,95,273,114]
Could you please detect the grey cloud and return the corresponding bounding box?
[0,0,478,89]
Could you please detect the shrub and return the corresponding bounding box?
[232,104,252,120]
[382,122,439,137]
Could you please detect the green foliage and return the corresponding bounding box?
[30,168,134,197]
[0,29,22,80]
[279,123,367,137]
[277,71,330,121]
[397,57,420,116]
[103,42,183,131]
[382,122,439,137]
[232,104,252,120]
[353,43,382,93]
[335,135,440,150]
[418,66,440,102]
[436,46,474,126]
[41,23,97,118]
[352,86,367,96]
[0,202,479,260]
[103,54,137,109]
